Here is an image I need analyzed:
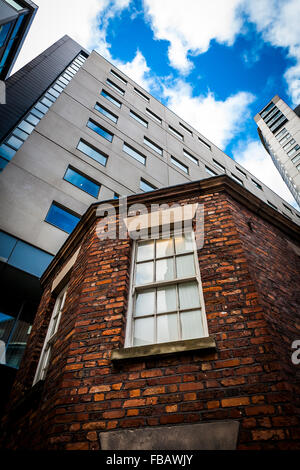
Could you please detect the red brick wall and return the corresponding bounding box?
[1,190,300,450]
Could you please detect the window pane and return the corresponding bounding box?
[13,128,29,141]
[64,167,100,197]
[144,137,163,155]
[133,317,154,346]
[176,254,195,278]
[0,144,16,161]
[48,87,60,99]
[157,286,177,313]
[95,103,118,123]
[175,233,194,254]
[87,120,113,142]
[137,241,154,261]
[41,97,53,108]
[35,102,48,114]
[101,89,122,108]
[178,282,200,310]
[123,143,146,164]
[46,203,80,234]
[77,140,107,166]
[156,238,174,258]
[135,261,154,285]
[19,119,35,132]
[7,135,23,150]
[157,314,178,343]
[135,290,155,317]
[32,107,44,119]
[181,310,203,340]
[156,258,174,281]
[140,178,156,192]
[9,240,53,277]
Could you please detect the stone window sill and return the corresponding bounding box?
[111,336,216,363]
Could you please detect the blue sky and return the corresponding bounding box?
[13,0,300,206]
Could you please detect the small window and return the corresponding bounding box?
[35,102,48,114]
[64,167,100,198]
[45,202,80,234]
[144,136,163,156]
[110,69,127,84]
[126,232,207,347]
[134,87,149,102]
[267,200,277,210]
[282,203,293,214]
[146,108,162,124]
[269,115,287,133]
[106,78,125,96]
[77,140,108,167]
[260,102,275,119]
[130,110,148,128]
[18,119,35,133]
[213,159,225,172]
[283,139,296,151]
[264,107,280,124]
[231,173,244,185]
[33,285,69,385]
[140,178,156,192]
[87,119,113,142]
[288,144,300,157]
[291,154,300,165]
[101,89,122,108]
[94,103,118,123]
[6,135,23,150]
[205,166,217,176]
[279,132,291,145]
[275,128,287,140]
[123,143,146,165]
[0,143,16,161]
[198,137,211,150]
[171,156,189,174]
[251,179,262,190]
[235,166,247,178]
[179,123,193,136]
[169,125,184,141]
[183,149,198,165]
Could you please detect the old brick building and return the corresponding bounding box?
[1,175,300,450]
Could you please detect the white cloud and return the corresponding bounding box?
[143,0,300,104]
[113,50,156,92]
[12,0,131,73]
[163,79,254,149]
[232,139,298,207]
[143,0,244,74]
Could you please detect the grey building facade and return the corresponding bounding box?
[0,0,38,81]
[1,38,300,412]
[255,95,300,207]
[0,35,88,413]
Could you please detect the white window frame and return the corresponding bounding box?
[33,284,68,385]
[125,230,208,348]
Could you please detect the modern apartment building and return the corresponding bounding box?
[0,35,88,413]
[0,0,38,81]
[1,37,300,412]
[255,95,300,207]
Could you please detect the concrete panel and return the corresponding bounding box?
[99,421,240,450]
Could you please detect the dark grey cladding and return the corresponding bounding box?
[0,35,89,141]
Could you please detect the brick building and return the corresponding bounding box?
[1,175,300,450]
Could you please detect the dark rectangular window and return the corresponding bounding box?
[283,203,293,213]
[235,166,247,178]
[45,202,80,234]
[260,102,275,119]
[110,69,127,84]
[179,122,193,136]
[199,137,211,150]
[64,167,100,198]
[183,149,198,165]
[144,136,163,155]
[213,159,225,172]
[231,173,244,185]
[77,140,108,167]
[171,156,189,174]
[169,125,184,141]
[146,108,162,124]
[106,78,125,95]
[251,179,262,190]
[123,143,146,165]
[267,200,277,210]
[94,103,118,123]
[101,89,122,108]
[87,119,113,142]
[130,110,148,127]
[140,178,157,192]
[205,166,217,176]
[134,87,149,101]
